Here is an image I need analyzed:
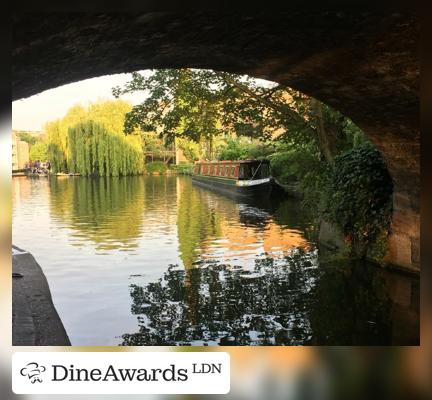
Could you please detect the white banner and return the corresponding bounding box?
[12,352,230,394]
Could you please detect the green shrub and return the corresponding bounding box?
[217,139,247,160]
[217,138,274,161]
[324,144,393,260]
[145,161,168,174]
[170,163,194,175]
[268,148,322,184]
[269,143,393,263]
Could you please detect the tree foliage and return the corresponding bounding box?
[67,121,143,176]
[45,100,143,176]
[29,141,48,161]
[176,138,201,162]
[113,70,222,148]
[113,69,363,164]
[17,131,39,146]
[324,144,393,260]
[217,137,275,161]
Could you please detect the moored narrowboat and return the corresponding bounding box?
[192,159,273,198]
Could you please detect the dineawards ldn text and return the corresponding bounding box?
[51,363,222,382]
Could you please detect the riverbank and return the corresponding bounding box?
[12,168,193,178]
[12,245,70,346]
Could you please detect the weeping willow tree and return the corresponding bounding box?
[46,120,68,172]
[45,99,144,176]
[46,105,87,172]
[66,121,143,176]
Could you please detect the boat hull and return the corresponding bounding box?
[192,175,273,199]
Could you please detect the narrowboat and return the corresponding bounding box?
[192,159,273,198]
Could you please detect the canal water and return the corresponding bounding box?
[12,175,419,345]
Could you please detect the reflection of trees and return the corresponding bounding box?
[121,251,419,346]
[271,197,318,243]
[121,249,319,346]
[177,179,222,268]
[49,176,146,250]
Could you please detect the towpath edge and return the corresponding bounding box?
[12,245,71,346]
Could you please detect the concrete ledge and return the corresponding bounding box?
[12,245,70,346]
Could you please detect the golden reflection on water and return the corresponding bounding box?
[176,177,311,269]
[13,176,310,261]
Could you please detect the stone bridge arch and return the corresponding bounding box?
[12,12,419,270]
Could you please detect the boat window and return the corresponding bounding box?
[231,166,235,177]
[260,163,269,178]
[238,163,270,180]
[234,166,239,178]
[225,166,230,177]
[210,165,215,175]
[238,164,247,180]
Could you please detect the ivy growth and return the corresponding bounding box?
[324,144,393,261]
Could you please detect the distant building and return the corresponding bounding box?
[12,132,29,171]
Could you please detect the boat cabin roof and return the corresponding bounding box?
[194,159,270,180]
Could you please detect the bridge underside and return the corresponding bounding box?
[12,12,420,270]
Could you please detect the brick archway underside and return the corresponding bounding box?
[12,12,420,270]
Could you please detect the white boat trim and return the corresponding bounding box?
[235,177,271,187]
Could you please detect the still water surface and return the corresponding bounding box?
[12,176,419,345]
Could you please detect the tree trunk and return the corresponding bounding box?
[311,99,334,164]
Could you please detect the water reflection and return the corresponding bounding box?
[121,253,419,346]
[48,176,179,252]
[309,260,419,345]
[48,177,145,251]
[12,176,419,345]
[177,178,311,269]
[121,249,318,346]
